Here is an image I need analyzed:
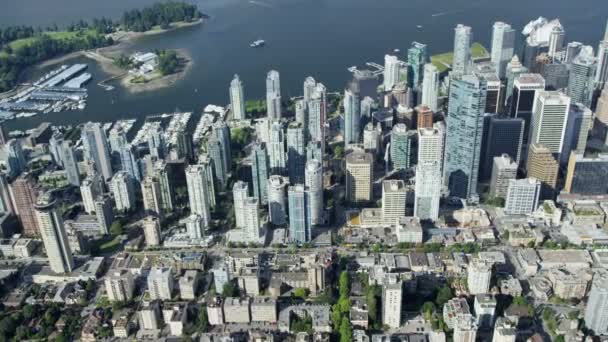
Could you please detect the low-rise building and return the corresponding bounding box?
[223,297,251,323]
[443,297,471,329]
[163,304,187,337]
[207,296,224,325]
[251,297,277,323]
[278,304,331,333]
[396,216,424,243]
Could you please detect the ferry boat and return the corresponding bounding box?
[250,39,265,48]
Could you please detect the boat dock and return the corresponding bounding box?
[40,64,88,88]
[64,73,92,88]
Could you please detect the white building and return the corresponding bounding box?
[305,159,324,226]
[381,180,406,226]
[230,74,246,120]
[233,181,249,229]
[454,315,478,342]
[141,176,163,217]
[111,171,135,211]
[179,270,200,300]
[584,270,608,335]
[266,70,281,120]
[396,216,423,243]
[346,151,373,203]
[268,121,286,173]
[504,178,541,216]
[186,164,212,228]
[468,259,493,295]
[80,174,102,214]
[382,281,402,328]
[414,161,442,221]
[418,122,445,169]
[185,214,205,240]
[453,24,473,76]
[530,91,571,155]
[474,294,497,330]
[490,22,516,78]
[383,55,400,90]
[267,175,287,226]
[421,63,440,111]
[148,267,174,300]
[35,194,74,274]
[105,270,135,302]
[143,215,161,247]
[489,154,518,198]
[244,197,261,242]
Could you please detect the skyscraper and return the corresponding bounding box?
[303,76,317,104]
[526,144,559,199]
[295,100,307,132]
[213,121,232,177]
[453,24,473,76]
[530,91,571,156]
[82,122,113,181]
[120,143,141,183]
[251,142,269,205]
[35,193,74,274]
[421,64,439,111]
[407,41,428,90]
[383,54,400,90]
[80,173,102,214]
[567,46,597,107]
[443,74,486,200]
[305,159,323,226]
[185,164,212,228]
[480,116,524,181]
[307,83,327,151]
[288,185,311,243]
[595,20,608,90]
[417,122,445,168]
[147,122,165,160]
[4,139,26,178]
[381,180,406,226]
[467,258,492,295]
[243,197,260,242]
[232,181,249,229]
[267,175,287,226]
[561,103,592,165]
[504,56,529,107]
[346,151,373,203]
[504,178,541,215]
[59,140,80,186]
[382,281,403,328]
[141,176,163,217]
[207,137,227,188]
[155,161,174,212]
[415,105,433,129]
[415,161,442,221]
[266,70,281,120]
[548,25,566,58]
[0,174,13,215]
[564,153,608,195]
[509,74,545,144]
[584,270,608,335]
[287,123,306,184]
[230,74,246,121]
[143,215,162,246]
[111,171,135,211]
[363,122,382,156]
[489,154,518,199]
[390,124,415,170]
[268,121,286,174]
[490,22,515,78]
[12,174,39,237]
[344,82,361,145]
[197,154,217,208]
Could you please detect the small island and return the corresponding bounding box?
[114,49,192,93]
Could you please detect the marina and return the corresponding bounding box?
[0,63,91,120]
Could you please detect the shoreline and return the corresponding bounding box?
[119,49,193,94]
[0,18,204,98]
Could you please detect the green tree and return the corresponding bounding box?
[421,301,436,321]
[339,271,350,296]
[333,145,344,159]
[157,49,180,75]
[197,306,208,332]
[222,282,239,298]
[110,221,123,235]
[339,316,353,342]
[435,285,453,307]
[331,304,342,330]
[293,288,308,299]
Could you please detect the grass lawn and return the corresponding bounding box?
[430,42,489,73]
[90,235,123,255]
[9,29,99,50]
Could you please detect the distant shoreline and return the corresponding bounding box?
[0,19,203,99]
